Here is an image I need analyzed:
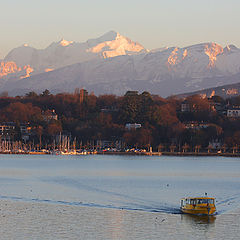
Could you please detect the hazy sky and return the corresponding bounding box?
[1,0,239,58]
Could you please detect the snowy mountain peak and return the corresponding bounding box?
[1,31,146,79]
[87,31,145,58]
[2,33,240,98]
[59,38,73,47]
[164,42,224,68]
[98,30,118,42]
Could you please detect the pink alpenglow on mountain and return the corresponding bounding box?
[0,31,240,97]
[0,61,21,77]
[88,32,145,58]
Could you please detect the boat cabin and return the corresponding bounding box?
[181,197,215,207]
[180,197,216,215]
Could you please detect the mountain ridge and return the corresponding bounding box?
[1,31,240,97]
[1,31,145,78]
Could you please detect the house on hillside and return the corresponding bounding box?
[208,139,223,150]
[96,139,123,151]
[227,106,240,118]
[183,121,209,130]
[125,123,142,130]
[0,122,16,140]
[20,123,32,142]
[0,122,15,133]
[0,122,32,141]
[181,100,190,112]
[42,109,58,122]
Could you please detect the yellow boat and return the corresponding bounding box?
[180,197,216,215]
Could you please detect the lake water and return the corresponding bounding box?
[0,154,240,239]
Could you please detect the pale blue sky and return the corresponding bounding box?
[1,0,239,58]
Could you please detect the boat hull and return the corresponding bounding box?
[180,206,216,215]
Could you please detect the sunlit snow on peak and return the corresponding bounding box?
[0,61,21,77]
[59,39,73,47]
[167,47,179,66]
[224,44,238,53]
[87,32,145,58]
[204,43,223,68]
[182,49,188,59]
[20,65,34,79]
[226,45,231,51]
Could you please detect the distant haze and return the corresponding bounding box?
[0,0,240,58]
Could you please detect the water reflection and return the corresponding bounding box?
[180,214,216,238]
[181,214,216,225]
[106,209,125,240]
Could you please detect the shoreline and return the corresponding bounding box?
[0,151,240,157]
[100,151,240,157]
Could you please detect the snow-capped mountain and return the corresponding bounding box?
[1,31,240,97]
[0,31,145,79]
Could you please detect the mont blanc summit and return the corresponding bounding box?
[1,31,240,97]
[1,31,145,77]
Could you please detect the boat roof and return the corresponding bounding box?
[181,197,215,200]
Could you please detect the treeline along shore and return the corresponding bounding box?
[1,88,240,156]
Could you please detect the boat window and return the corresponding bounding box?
[190,199,197,205]
[184,198,215,205]
[196,199,214,204]
[209,199,214,204]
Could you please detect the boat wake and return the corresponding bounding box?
[214,193,240,214]
[1,192,240,215]
[0,194,180,214]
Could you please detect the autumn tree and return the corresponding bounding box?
[150,103,179,127]
[35,125,43,148]
[118,92,140,123]
[0,102,42,123]
[46,121,62,136]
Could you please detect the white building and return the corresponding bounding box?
[125,123,141,130]
[227,107,240,117]
[181,102,190,112]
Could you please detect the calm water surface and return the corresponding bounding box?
[0,154,239,239]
